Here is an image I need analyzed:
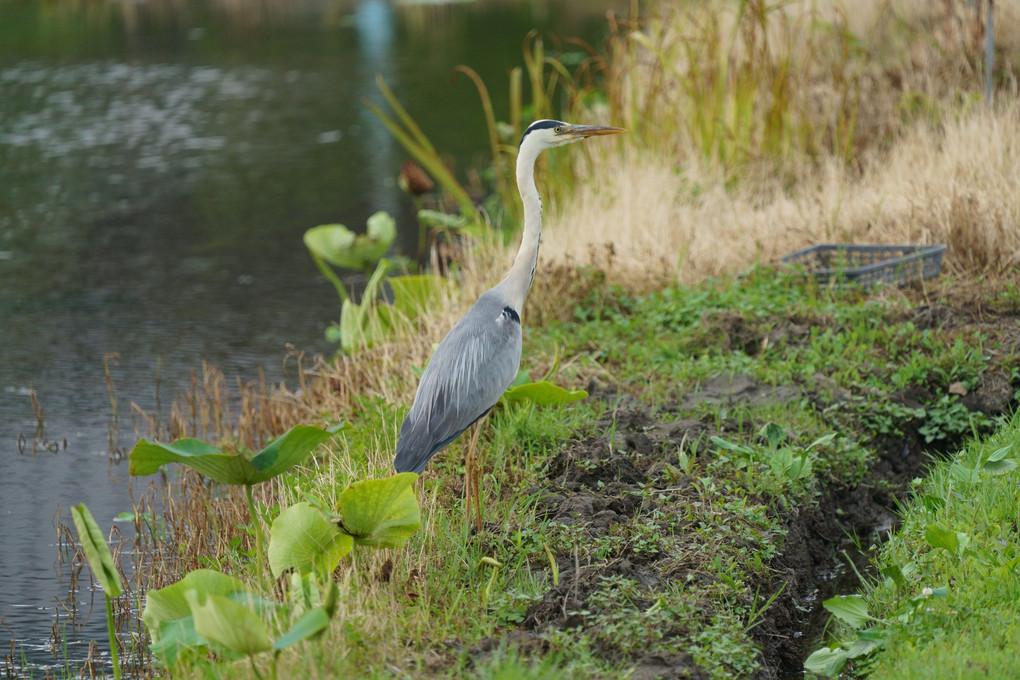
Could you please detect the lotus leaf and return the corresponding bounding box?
[336,473,421,548]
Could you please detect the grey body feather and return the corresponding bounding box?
[393,289,522,474]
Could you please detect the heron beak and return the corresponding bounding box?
[561,124,627,138]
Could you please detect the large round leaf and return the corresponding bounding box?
[336,473,421,548]
[268,503,353,578]
[143,569,248,639]
[129,425,339,485]
[142,569,249,666]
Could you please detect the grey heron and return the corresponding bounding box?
[394,120,626,477]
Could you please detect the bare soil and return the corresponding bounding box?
[469,296,1019,678]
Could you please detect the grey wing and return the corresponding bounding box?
[394,299,522,474]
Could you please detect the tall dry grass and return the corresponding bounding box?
[534,0,1020,287]
[544,96,1020,285]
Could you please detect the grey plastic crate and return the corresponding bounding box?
[782,244,947,286]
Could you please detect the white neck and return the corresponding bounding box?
[494,138,544,312]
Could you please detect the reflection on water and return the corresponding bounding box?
[0,0,623,672]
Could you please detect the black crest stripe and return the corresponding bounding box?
[520,119,564,146]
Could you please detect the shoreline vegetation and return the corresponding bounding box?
[26,1,1020,678]
[807,413,1020,678]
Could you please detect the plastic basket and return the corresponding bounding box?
[782,244,947,286]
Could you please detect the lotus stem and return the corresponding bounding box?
[310,251,349,303]
[245,484,266,588]
[105,594,121,680]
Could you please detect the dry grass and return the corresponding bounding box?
[543,97,1020,285]
[539,0,1020,288]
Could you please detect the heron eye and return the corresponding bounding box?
[554,125,565,133]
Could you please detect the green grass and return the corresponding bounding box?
[808,412,1020,679]
[536,268,1007,444]
[128,266,1019,679]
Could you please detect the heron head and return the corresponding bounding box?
[520,119,626,151]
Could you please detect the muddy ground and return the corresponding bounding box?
[470,299,1019,679]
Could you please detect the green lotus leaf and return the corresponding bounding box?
[142,569,249,665]
[304,224,356,266]
[185,590,272,657]
[366,210,397,244]
[142,569,247,639]
[129,437,248,484]
[337,473,421,548]
[268,503,354,578]
[248,425,340,483]
[148,616,205,667]
[70,504,123,598]
[129,425,338,485]
[502,381,588,406]
[304,213,395,272]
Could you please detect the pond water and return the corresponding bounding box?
[0,0,622,672]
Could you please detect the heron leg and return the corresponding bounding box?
[464,419,486,531]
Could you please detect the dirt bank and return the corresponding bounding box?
[467,297,1019,678]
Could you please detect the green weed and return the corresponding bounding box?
[807,416,1020,677]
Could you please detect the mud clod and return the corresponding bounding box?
[547,440,647,487]
[629,654,711,680]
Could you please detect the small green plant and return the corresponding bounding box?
[70,504,123,680]
[807,439,1020,676]
[143,567,340,678]
[804,588,947,677]
[827,395,925,439]
[947,442,1016,483]
[478,556,502,610]
[332,258,449,354]
[304,211,397,303]
[710,423,832,485]
[917,394,990,444]
[582,576,672,656]
[303,210,450,353]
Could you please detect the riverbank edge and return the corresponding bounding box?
[812,410,1020,678]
